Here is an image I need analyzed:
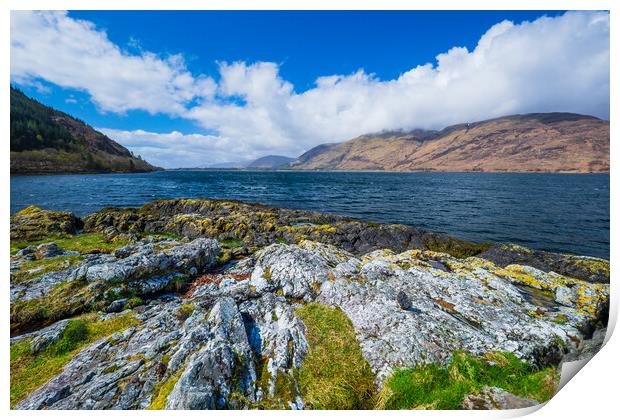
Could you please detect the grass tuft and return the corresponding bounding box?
[148,369,184,409]
[296,303,376,409]
[11,233,132,255]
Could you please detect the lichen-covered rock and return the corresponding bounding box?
[479,243,609,284]
[11,206,83,241]
[81,199,480,257]
[77,238,220,284]
[9,237,223,336]
[563,328,607,362]
[16,242,77,260]
[461,386,539,410]
[10,319,70,353]
[249,243,333,299]
[80,199,608,283]
[10,238,220,306]
[10,237,609,410]
[15,288,309,409]
[107,299,129,313]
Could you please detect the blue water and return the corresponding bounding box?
[10,171,609,259]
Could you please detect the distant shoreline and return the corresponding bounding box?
[10,168,610,176]
[167,168,611,174]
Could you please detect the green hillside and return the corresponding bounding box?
[10,87,159,174]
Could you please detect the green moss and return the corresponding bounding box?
[148,369,184,409]
[11,255,84,283]
[216,249,233,265]
[378,352,559,410]
[249,357,300,410]
[105,364,122,374]
[10,205,82,242]
[10,312,140,407]
[423,236,492,259]
[296,303,376,409]
[176,303,195,321]
[161,354,171,368]
[11,233,132,255]
[125,296,144,310]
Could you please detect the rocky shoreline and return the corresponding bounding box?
[9,199,610,410]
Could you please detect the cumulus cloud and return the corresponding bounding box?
[186,11,609,158]
[11,10,216,114]
[11,11,609,167]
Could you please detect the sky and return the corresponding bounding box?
[10,10,610,168]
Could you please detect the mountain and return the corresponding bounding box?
[246,155,295,169]
[10,87,159,174]
[291,113,610,173]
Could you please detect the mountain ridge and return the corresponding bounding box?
[290,112,609,173]
[246,155,295,169]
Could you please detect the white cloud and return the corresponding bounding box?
[11,10,215,114]
[98,128,256,168]
[12,11,610,168]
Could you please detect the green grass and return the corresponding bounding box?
[10,312,140,407]
[11,255,84,283]
[296,303,376,409]
[377,352,559,410]
[11,232,133,255]
[220,238,242,248]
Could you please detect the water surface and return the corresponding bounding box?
[10,171,610,259]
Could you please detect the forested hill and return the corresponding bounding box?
[10,87,159,174]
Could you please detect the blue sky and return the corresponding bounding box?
[11,10,609,167]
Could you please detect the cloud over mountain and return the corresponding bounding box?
[11,10,610,167]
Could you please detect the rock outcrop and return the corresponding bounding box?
[11,206,83,241]
[461,387,539,410]
[81,199,609,283]
[10,235,609,409]
[9,200,610,410]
